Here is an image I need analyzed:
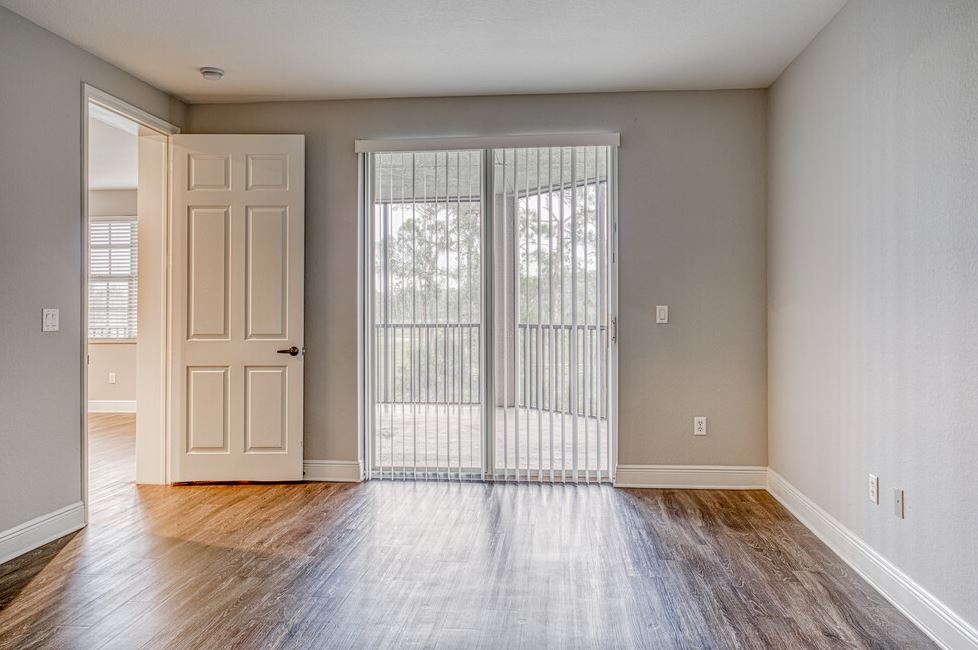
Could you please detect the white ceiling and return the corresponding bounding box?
[1,0,846,103]
[88,105,138,190]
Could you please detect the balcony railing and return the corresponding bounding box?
[374,322,607,417]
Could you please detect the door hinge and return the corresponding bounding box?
[611,317,618,344]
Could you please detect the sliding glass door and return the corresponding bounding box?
[365,151,485,479]
[492,146,613,482]
[362,143,616,483]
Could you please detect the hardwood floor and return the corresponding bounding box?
[86,413,137,502]
[0,414,933,649]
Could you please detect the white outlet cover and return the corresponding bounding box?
[693,416,707,436]
[868,474,879,504]
[42,308,60,332]
[894,488,905,518]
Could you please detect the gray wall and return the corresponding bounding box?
[188,90,768,467]
[0,6,184,531]
[768,0,978,627]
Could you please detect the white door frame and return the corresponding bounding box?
[81,84,179,521]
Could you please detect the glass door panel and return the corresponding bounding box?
[491,146,613,482]
[368,151,484,479]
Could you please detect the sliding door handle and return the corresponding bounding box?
[277,346,300,357]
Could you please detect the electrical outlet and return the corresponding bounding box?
[693,416,707,436]
[655,305,669,324]
[868,474,879,504]
[894,488,905,518]
[108,372,117,384]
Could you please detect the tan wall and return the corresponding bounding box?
[187,90,768,467]
[768,0,978,627]
[87,343,137,403]
[89,188,136,216]
[0,6,184,531]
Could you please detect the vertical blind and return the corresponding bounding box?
[370,151,484,480]
[364,144,615,483]
[89,218,138,339]
[493,146,613,483]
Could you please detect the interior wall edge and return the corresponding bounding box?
[768,470,978,650]
[0,502,86,567]
[0,4,185,533]
[766,0,978,630]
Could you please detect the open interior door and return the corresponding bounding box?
[170,135,304,482]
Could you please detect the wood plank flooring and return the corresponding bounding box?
[0,414,934,649]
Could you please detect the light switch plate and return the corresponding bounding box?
[655,305,669,324]
[42,308,59,332]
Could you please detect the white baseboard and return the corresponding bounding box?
[0,502,86,566]
[767,469,978,650]
[88,400,136,413]
[614,464,768,489]
[303,460,363,483]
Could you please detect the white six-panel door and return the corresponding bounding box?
[170,135,304,482]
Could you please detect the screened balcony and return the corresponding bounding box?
[367,146,613,482]
[372,322,609,480]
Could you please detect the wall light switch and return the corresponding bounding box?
[108,372,117,384]
[693,416,707,436]
[42,308,59,332]
[656,305,669,324]
[894,488,905,518]
[868,474,879,504]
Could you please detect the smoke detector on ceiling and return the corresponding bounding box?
[199,67,224,81]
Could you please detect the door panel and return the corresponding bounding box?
[245,366,288,452]
[188,154,231,190]
[171,134,304,482]
[245,206,288,339]
[246,154,290,190]
[187,206,230,339]
[187,367,230,452]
